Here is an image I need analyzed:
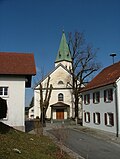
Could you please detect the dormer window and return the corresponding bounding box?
[59,51,61,57]
[58,81,64,85]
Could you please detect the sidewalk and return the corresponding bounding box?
[72,126,120,145]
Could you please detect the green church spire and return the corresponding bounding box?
[55,31,72,63]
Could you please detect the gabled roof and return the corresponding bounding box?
[81,61,120,92]
[34,63,72,88]
[0,52,36,75]
[55,31,72,63]
[50,102,70,108]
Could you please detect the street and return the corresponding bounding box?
[48,128,120,159]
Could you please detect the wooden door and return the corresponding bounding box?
[56,109,64,119]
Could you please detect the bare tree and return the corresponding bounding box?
[68,31,101,119]
[39,76,53,126]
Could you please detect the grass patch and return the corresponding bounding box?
[0,122,72,159]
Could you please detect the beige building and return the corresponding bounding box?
[34,32,81,121]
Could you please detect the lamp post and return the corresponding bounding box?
[110,53,116,64]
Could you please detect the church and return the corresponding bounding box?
[34,32,81,121]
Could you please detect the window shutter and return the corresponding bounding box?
[111,113,114,126]
[84,113,86,122]
[98,92,100,103]
[93,93,95,103]
[98,113,100,124]
[84,95,86,104]
[110,89,113,101]
[88,112,90,122]
[104,113,107,125]
[104,90,106,102]
[93,113,95,123]
[88,94,90,104]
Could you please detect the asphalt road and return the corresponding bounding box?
[48,128,120,159]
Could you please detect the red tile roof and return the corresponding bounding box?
[81,61,120,92]
[0,52,36,75]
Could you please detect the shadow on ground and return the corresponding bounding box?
[0,122,11,134]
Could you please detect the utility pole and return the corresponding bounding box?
[110,53,116,64]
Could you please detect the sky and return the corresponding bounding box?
[0,0,120,107]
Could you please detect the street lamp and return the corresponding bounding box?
[110,53,116,64]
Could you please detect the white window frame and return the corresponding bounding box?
[0,87,9,97]
[58,93,64,101]
[105,112,114,126]
[104,89,113,102]
[93,112,100,125]
[93,92,100,104]
[84,94,90,105]
[84,112,90,123]
[58,80,64,85]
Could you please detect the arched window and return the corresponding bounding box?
[58,93,64,101]
[58,80,64,85]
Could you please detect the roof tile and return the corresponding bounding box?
[82,61,120,92]
[0,52,36,75]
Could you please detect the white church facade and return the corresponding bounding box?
[34,32,82,121]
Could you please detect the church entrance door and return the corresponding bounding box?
[56,109,64,119]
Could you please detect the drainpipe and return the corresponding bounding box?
[114,83,119,137]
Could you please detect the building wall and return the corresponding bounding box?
[34,89,40,118]
[55,61,72,71]
[28,106,34,119]
[116,78,120,134]
[34,65,74,119]
[82,84,117,134]
[0,76,25,131]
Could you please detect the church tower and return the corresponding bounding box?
[55,31,72,71]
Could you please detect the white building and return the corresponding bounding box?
[81,61,120,136]
[0,52,36,131]
[28,106,34,119]
[34,32,81,121]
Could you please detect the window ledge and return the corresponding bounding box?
[0,118,8,121]
[0,95,9,98]
[93,102,100,104]
[106,124,113,127]
[85,121,90,123]
[94,123,100,125]
[104,101,112,103]
[84,103,90,105]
